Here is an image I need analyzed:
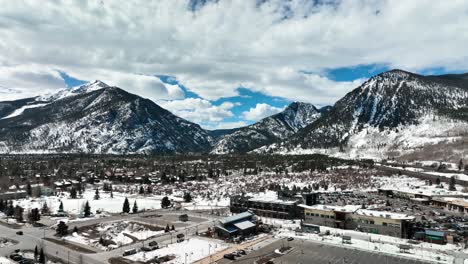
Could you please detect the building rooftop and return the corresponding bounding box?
[249,197,298,205]
[220,211,254,225]
[299,204,361,213]
[355,209,415,220]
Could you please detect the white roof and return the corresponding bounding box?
[249,197,297,205]
[234,221,256,230]
[299,204,361,213]
[355,209,415,220]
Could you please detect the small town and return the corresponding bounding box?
[0,155,467,264]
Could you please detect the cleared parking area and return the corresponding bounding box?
[219,239,430,264]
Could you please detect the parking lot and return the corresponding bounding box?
[219,239,430,264]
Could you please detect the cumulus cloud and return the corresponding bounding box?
[1,0,467,106]
[158,98,240,127]
[0,64,66,100]
[242,103,284,121]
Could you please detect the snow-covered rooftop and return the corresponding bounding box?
[299,204,361,213]
[355,209,415,220]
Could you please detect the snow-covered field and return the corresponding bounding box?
[66,221,164,250]
[126,238,229,263]
[12,190,164,215]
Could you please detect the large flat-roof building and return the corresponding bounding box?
[300,204,415,238]
[230,193,319,220]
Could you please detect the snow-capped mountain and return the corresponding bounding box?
[211,102,322,154]
[260,69,468,160]
[0,83,212,154]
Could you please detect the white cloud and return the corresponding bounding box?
[242,103,284,121]
[0,64,65,100]
[209,121,249,130]
[0,0,467,106]
[158,98,239,125]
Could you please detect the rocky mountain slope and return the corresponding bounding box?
[259,69,468,159]
[0,82,212,154]
[211,102,322,154]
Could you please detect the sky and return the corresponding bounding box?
[1,0,468,130]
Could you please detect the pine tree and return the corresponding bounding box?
[436,178,441,185]
[39,248,45,264]
[34,245,38,261]
[449,176,456,191]
[14,205,24,222]
[459,159,464,171]
[139,186,145,195]
[70,187,77,199]
[171,225,175,231]
[122,197,130,213]
[161,196,171,208]
[83,201,91,217]
[26,182,32,197]
[58,201,64,212]
[56,221,68,236]
[0,199,4,212]
[73,226,78,233]
[94,188,100,200]
[110,190,113,198]
[132,201,138,214]
[165,224,170,233]
[183,192,192,203]
[41,202,50,215]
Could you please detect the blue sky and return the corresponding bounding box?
[1,1,467,129]
[58,63,451,129]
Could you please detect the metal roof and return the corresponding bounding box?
[220,211,253,225]
[234,221,255,230]
[425,230,445,237]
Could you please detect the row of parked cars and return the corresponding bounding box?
[9,249,34,264]
[123,241,160,256]
[223,249,247,260]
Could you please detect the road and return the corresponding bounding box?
[0,210,220,264]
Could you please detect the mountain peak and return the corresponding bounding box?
[37,80,110,102]
[375,69,417,79]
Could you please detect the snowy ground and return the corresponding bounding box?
[65,221,164,251]
[12,190,164,215]
[0,256,14,264]
[0,238,16,248]
[125,237,229,263]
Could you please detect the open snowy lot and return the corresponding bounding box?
[66,221,164,251]
[125,237,229,263]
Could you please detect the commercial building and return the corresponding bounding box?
[300,204,415,238]
[230,193,319,219]
[215,211,257,239]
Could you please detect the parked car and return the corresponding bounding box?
[237,249,247,255]
[16,231,23,235]
[176,233,185,243]
[148,241,159,250]
[123,248,137,256]
[10,254,22,261]
[287,237,294,241]
[19,259,34,264]
[223,254,236,260]
[140,246,152,252]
